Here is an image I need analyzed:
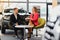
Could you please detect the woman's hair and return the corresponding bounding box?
[33,7,38,12]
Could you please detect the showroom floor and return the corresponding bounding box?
[0,30,42,40]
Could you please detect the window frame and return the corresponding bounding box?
[47,3,52,21]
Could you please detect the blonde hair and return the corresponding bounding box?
[33,7,38,12]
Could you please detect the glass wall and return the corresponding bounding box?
[29,0,47,20]
[47,0,52,3]
[48,5,52,20]
[2,0,27,12]
[3,3,27,11]
[29,0,46,2]
[0,0,53,20]
[1,0,27,2]
[29,3,46,20]
[9,0,27,2]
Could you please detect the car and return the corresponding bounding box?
[1,8,31,34]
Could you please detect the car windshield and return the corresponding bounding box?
[4,9,27,13]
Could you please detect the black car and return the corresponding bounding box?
[1,9,31,34]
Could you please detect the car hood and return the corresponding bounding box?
[3,13,30,15]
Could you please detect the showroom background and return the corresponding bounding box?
[0,0,52,20]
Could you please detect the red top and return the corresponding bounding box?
[30,13,39,26]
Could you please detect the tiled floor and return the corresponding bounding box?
[0,30,42,40]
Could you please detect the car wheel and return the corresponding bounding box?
[1,24,5,34]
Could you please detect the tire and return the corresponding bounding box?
[1,27,5,34]
[1,24,5,34]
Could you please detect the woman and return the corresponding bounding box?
[30,7,39,26]
[28,7,39,39]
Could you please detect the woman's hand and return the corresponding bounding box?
[16,23,18,26]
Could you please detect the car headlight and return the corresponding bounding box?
[3,16,10,20]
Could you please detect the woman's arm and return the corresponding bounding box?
[30,13,39,21]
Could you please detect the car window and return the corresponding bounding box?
[4,9,13,13]
[4,9,27,13]
[18,9,27,13]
